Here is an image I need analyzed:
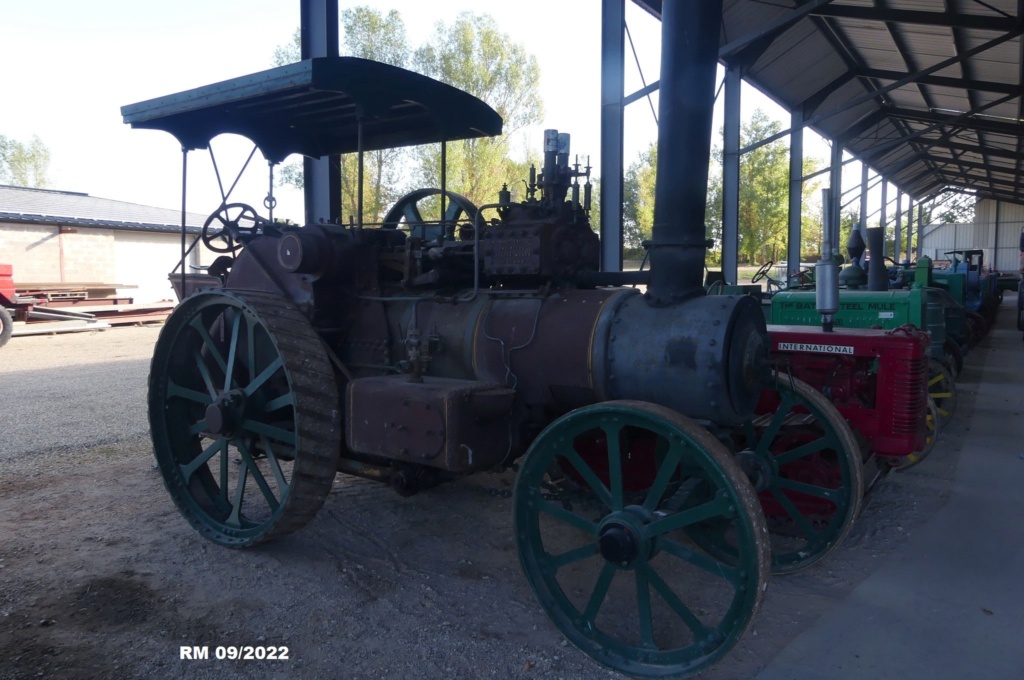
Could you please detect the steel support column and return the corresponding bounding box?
[909,196,917,262]
[600,0,625,272]
[723,65,741,284]
[859,163,869,233]
[894,190,903,262]
[300,0,340,226]
[787,108,804,278]
[917,202,924,258]
[880,179,888,257]
[829,142,842,254]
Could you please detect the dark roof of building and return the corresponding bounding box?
[0,185,206,233]
[634,0,1024,206]
[121,56,504,163]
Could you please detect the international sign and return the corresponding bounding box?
[777,342,855,355]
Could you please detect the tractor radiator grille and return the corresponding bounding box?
[888,357,927,434]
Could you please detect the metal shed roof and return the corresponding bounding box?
[0,185,206,233]
[634,0,1024,206]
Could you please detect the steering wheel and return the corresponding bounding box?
[751,260,774,284]
[381,188,479,240]
[202,203,265,253]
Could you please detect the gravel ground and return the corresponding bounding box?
[0,325,160,461]
[0,323,969,679]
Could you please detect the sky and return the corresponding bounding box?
[2,0,848,227]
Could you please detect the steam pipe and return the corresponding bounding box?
[648,0,723,305]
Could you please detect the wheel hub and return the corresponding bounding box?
[205,390,247,436]
[599,524,639,566]
[735,448,774,492]
[597,505,656,568]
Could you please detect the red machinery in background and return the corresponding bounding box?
[767,324,933,470]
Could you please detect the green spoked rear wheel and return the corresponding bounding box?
[513,401,769,678]
[710,374,863,575]
[148,290,341,547]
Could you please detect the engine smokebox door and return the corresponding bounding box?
[346,376,516,472]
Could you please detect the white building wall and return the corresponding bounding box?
[0,221,217,303]
[920,199,1024,273]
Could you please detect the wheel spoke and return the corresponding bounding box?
[237,440,281,512]
[635,569,657,650]
[547,542,600,570]
[538,498,599,536]
[189,318,227,374]
[560,450,613,509]
[930,390,953,400]
[602,423,624,511]
[403,202,424,226]
[768,486,820,539]
[244,357,284,397]
[168,380,213,405]
[179,439,225,480]
[660,537,741,584]
[259,436,290,495]
[643,442,684,512]
[188,419,208,436]
[644,495,732,536]
[226,455,249,528]
[263,392,295,414]
[771,476,840,502]
[240,419,296,445]
[246,316,257,382]
[194,352,219,399]
[582,562,616,624]
[638,561,710,639]
[772,435,831,466]
[753,394,797,457]
[223,309,244,392]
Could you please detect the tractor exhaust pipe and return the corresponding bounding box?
[867,227,888,291]
[648,0,724,305]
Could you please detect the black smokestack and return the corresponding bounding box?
[648,0,724,305]
[867,227,888,291]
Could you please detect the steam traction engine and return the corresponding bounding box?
[124,9,861,676]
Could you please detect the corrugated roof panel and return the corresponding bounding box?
[899,25,956,66]
[837,21,907,71]
[955,0,1016,16]
[745,23,847,107]
[886,85,929,109]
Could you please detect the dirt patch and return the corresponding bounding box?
[0,418,966,680]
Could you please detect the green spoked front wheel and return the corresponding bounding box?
[148,290,341,547]
[513,401,770,678]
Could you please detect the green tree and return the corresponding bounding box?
[622,143,657,256]
[0,134,50,188]
[273,8,410,223]
[626,109,823,268]
[411,13,543,207]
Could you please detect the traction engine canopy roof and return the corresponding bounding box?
[121,57,504,163]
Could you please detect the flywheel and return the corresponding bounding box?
[148,289,341,547]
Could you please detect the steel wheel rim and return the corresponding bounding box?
[708,374,863,575]
[149,290,339,547]
[513,401,769,678]
[927,359,957,426]
[889,397,939,472]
